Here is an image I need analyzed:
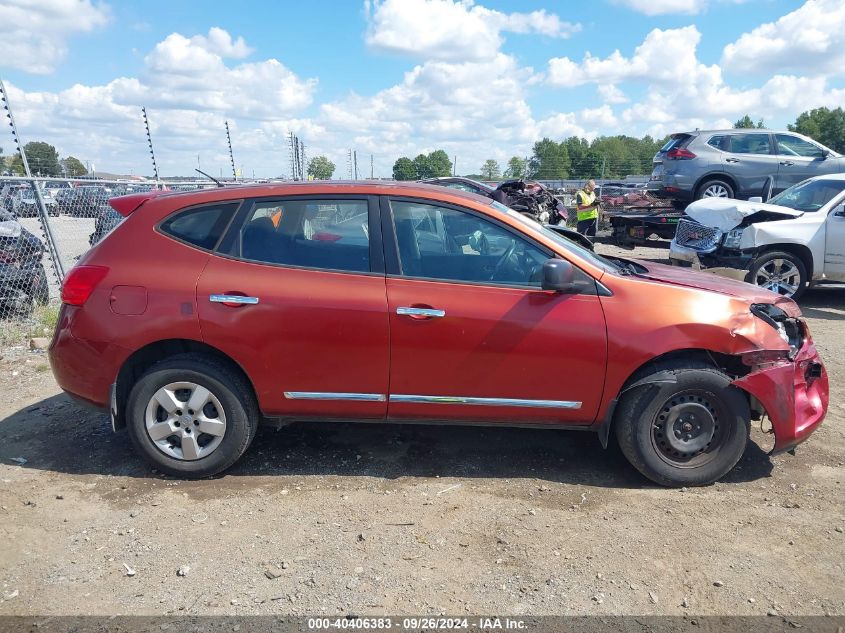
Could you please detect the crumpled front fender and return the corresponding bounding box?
[731,337,828,454]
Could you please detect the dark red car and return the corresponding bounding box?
[49,182,828,486]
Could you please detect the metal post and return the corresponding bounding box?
[0,78,65,279]
[141,107,160,183]
[225,120,236,181]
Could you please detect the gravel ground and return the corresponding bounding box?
[0,237,843,617]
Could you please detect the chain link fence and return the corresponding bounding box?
[0,177,218,345]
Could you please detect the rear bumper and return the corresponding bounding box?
[732,336,829,455]
[647,179,694,201]
[48,305,131,408]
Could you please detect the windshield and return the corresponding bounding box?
[768,179,845,212]
[491,201,623,275]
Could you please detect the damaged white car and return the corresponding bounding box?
[670,174,845,299]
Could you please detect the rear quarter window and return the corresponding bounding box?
[159,202,239,250]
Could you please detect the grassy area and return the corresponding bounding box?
[0,302,60,347]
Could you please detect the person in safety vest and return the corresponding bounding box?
[575,179,599,236]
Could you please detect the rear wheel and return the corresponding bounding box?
[614,361,750,487]
[126,354,258,478]
[696,179,734,200]
[747,250,807,300]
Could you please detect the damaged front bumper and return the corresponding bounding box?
[732,334,829,455]
[669,241,754,281]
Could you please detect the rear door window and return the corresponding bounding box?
[728,133,772,155]
[224,199,371,273]
[160,202,239,250]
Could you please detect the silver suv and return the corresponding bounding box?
[648,129,844,204]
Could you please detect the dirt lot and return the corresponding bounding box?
[0,240,843,617]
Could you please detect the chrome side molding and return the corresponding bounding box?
[389,394,582,409]
[282,392,581,409]
[283,391,387,402]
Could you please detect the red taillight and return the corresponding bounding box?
[61,265,108,306]
[666,148,696,160]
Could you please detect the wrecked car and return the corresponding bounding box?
[49,181,827,486]
[0,209,50,315]
[670,174,845,299]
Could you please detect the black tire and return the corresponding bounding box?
[614,360,750,487]
[126,354,258,478]
[746,250,808,300]
[695,179,734,200]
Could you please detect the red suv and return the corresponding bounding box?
[48,182,828,486]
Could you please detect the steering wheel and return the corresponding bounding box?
[489,238,518,281]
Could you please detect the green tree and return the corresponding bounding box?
[306,155,335,180]
[22,141,61,176]
[427,149,452,177]
[529,138,570,179]
[503,156,527,179]
[412,153,433,179]
[734,115,765,129]
[788,107,845,153]
[8,154,24,175]
[480,159,501,180]
[392,157,416,181]
[62,156,88,177]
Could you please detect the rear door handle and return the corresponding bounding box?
[397,306,445,319]
[210,294,260,306]
[780,161,795,166]
[725,157,740,163]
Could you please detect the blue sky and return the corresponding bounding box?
[1,0,843,177]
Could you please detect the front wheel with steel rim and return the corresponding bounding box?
[696,179,734,200]
[126,354,258,478]
[615,361,750,487]
[747,250,808,300]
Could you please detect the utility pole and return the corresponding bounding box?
[452,155,457,176]
[299,140,306,180]
[347,149,353,179]
[225,120,236,181]
[353,150,358,180]
[370,154,374,179]
[141,106,160,181]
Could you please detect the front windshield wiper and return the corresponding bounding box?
[603,256,636,275]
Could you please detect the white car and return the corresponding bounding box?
[669,174,845,299]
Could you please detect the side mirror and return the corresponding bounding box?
[748,196,763,203]
[542,259,578,293]
[832,204,845,218]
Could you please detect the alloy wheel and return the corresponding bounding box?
[144,381,227,460]
[754,258,800,297]
[702,184,729,198]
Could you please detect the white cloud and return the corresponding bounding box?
[722,0,845,75]
[614,0,707,15]
[614,0,748,15]
[0,0,109,73]
[365,0,580,62]
[597,84,629,104]
[548,26,713,87]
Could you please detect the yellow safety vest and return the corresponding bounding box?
[576,189,598,222]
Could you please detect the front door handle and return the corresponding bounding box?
[397,306,445,319]
[725,157,740,163]
[779,160,795,166]
[210,294,260,307]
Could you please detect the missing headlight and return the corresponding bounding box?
[751,303,804,357]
